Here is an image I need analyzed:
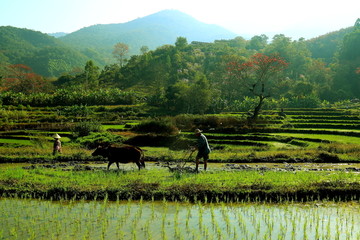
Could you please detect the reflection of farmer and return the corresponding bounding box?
[52,133,62,155]
[193,129,211,172]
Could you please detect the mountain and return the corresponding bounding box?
[0,10,237,77]
[0,26,89,76]
[1,10,354,78]
[59,10,237,58]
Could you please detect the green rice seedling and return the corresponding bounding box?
[144,219,152,239]
[210,204,216,231]
[220,203,232,235]
[131,221,137,240]
[161,206,167,240]
[185,204,192,231]
[197,201,204,231]
[174,201,179,226]
[151,200,155,220]
[2,195,360,239]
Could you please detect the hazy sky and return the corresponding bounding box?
[1,0,359,39]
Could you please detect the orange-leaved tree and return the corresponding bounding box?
[1,64,50,93]
[227,53,288,121]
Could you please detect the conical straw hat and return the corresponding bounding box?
[52,133,61,139]
[194,129,203,134]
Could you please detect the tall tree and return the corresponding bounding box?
[264,34,311,80]
[140,46,149,55]
[187,73,212,114]
[355,18,360,28]
[246,34,268,51]
[227,53,288,121]
[83,60,100,89]
[98,64,120,87]
[113,42,129,67]
[333,22,360,98]
[175,37,188,50]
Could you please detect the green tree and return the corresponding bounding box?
[140,46,149,55]
[305,59,333,99]
[187,73,212,114]
[98,64,121,87]
[175,37,188,49]
[355,18,360,28]
[333,24,360,98]
[265,34,311,80]
[83,60,100,89]
[58,61,100,90]
[0,52,10,89]
[246,34,268,51]
[164,81,190,113]
[292,81,314,96]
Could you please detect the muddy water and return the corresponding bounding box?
[3,161,360,172]
[0,198,359,240]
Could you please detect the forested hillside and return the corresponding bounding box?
[306,27,353,62]
[0,12,359,114]
[55,18,360,113]
[0,26,89,76]
[0,10,237,77]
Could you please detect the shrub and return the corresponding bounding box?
[0,89,141,107]
[173,114,245,131]
[72,121,102,137]
[322,143,360,154]
[173,114,196,130]
[317,152,340,162]
[58,105,93,118]
[76,132,124,149]
[286,95,321,108]
[124,134,192,149]
[288,139,309,147]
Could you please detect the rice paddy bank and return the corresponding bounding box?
[1,166,360,203]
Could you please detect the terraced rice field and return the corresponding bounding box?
[200,108,360,149]
[0,107,359,239]
[0,107,359,163]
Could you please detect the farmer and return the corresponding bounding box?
[193,129,211,172]
[52,133,62,155]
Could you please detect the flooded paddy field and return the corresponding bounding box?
[11,161,360,173]
[0,198,359,240]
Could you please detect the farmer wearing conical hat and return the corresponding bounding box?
[52,133,62,155]
[193,129,211,172]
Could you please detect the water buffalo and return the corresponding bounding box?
[92,145,145,170]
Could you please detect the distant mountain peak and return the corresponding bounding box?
[59,9,237,54]
[130,9,215,28]
[144,9,197,20]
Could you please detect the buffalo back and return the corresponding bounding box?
[92,145,142,163]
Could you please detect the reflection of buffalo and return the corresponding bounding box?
[92,145,145,170]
